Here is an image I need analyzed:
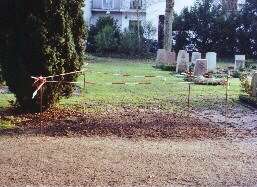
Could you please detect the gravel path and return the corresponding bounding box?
[0,136,256,186]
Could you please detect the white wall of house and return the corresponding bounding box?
[83,0,92,24]
[146,0,166,40]
[83,0,166,40]
[120,12,146,31]
[91,11,123,28]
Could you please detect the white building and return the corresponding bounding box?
[83,0,166,40]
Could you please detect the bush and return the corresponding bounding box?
[159,64,176,71]
[86,16,120,53]
[232,70,242,78]
[119,29,139,54]
[239,95,257,108]
[95,26,118,54]
[239,72,253,96]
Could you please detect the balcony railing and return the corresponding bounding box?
[91,0,146,11]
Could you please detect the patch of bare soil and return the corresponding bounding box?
[1,107,228,139]
[192,105,257,138]
[0,136,256,186]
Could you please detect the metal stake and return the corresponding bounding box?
[225,75,229,136]
[188,83,191,113]
[40,85,43,134]
[83,72,86,113]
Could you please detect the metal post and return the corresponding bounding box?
[188,83,191,113]
[83,72,86,113]
[40,85,43,134]
[225,75,229,136]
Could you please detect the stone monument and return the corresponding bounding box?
[235,55,245,70]
[176,50,189,73]
[194,59,208,76]
[191,52,201,64]
[166,51,176,65]
[156,50,176,66]
[206,52,217,72]
[156,49,167,66]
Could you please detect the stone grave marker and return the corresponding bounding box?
[191,52,201,64]
[251,73,257,97]
[194,59,208,76]
[156,49,167,66]
[235,55,245,70]
[176,50,189,73]
[166,51,176,64]
[206,52,217,72]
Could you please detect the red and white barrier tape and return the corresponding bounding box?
[31,67,88,99]
[85,69,166,80]
[46,81,95,85]
[32,70,86,80]
[106,82,152,85]
[31,76,46,99]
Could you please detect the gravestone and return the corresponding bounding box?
[251,73,257,97]
[191,52,201,64]
[176,50,189,73]
[194,59,208,76]
[235,55,245,70]
[156,49,167,66]
[206,52,217,72]
[166,51,176,64]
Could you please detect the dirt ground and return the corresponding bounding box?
[0,135,256,186]
[0,106,257,186]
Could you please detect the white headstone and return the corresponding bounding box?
[176,50,189,73]
[235,55,245,70]
[191,52,201,64]
[251,73,257,97]
[206,52,217,73]
[194,59,208,76]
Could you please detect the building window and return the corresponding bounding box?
[130,0,142,9]
[102,0,113,9]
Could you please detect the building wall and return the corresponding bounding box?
[83,0,92,24]
[83,0,166,40]
[91,11,123,28]
[146,0,166,40]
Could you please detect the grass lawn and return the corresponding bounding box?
[57,57,242,113]
[0,57,243,116]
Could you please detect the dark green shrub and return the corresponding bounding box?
[189,63,195,72]
[86,16,120,53]
[239,95,257,108]
[119,29,138,54]
[95,26,118,54]
[119,23,149,55]
[239,72,253,96]
[0,0,87,112]
[245,60,254,68]
[232,70,242,78]
[159,64,176,71]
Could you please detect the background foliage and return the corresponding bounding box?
[86,16,120,53]
[172,0,257,57]
[87,16,157,56]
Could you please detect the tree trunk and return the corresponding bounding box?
[164,0,174,51]
[136,1,141,48]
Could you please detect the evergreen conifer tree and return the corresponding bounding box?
[0,0,87,111]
